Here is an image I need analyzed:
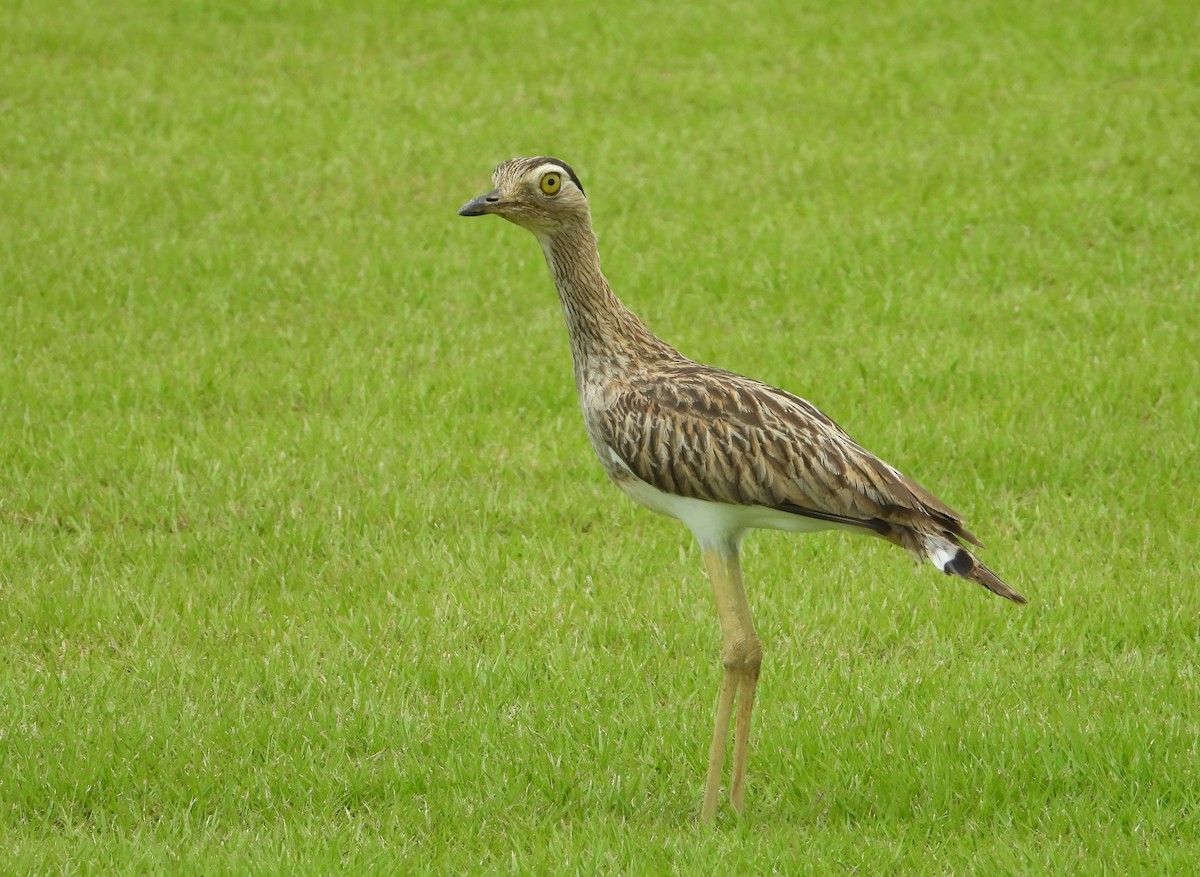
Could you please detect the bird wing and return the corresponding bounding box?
[592,361,981,545]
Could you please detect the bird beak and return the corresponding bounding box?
[458,188,502,217]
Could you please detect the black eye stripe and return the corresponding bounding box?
[514,157,585,195]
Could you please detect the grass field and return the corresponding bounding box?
[3,0,1199,872]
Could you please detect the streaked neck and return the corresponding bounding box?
[536,223,675,385]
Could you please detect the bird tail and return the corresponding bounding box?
[901,530,1027,604]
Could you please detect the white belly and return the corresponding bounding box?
[611,461,841,550]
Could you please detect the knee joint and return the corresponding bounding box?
[723,637,763,674]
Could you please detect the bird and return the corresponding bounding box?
[458,156,1025,823]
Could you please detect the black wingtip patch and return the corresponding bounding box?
[944,549,973,576]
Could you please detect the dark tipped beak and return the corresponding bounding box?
[458,188,502,217]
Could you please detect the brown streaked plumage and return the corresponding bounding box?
[459,156,1025,823]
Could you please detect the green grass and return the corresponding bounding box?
[3,0,1199,872]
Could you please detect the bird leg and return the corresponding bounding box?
[699,543,762,822]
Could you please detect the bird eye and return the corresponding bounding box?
[540,172,562,195]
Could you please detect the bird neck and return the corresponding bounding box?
[536,222,676,385]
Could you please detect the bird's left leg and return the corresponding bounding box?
[700,541,762,820]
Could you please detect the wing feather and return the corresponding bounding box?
[590,361,980,544]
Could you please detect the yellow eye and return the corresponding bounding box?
[539,172,562,195]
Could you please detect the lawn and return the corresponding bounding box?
[2,0,1198,873]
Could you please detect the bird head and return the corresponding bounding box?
[458,157,589,235]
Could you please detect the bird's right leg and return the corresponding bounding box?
[699,542,762,823]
